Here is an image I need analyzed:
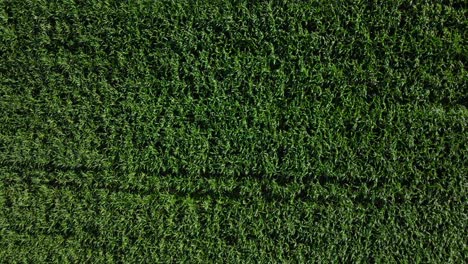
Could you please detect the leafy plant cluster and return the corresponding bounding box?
[0,0,466,262]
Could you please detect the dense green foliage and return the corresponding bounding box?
[1,0,467,262]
